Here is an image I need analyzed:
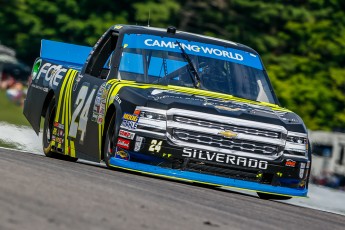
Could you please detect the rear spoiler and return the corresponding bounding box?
[40,39,92,69]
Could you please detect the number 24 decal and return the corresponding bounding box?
[69,84,98,142]
[149,140,162,153]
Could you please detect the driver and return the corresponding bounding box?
[198,58,229,93]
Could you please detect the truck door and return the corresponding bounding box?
[67,31,119,162]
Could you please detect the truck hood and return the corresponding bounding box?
[119,86,307,133]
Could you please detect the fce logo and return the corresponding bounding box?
[34,63,67,88]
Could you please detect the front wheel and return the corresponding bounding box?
[257,192,292,200]
[103,113,116,167]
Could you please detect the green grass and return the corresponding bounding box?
[0,89,30,126]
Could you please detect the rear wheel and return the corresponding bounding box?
[257,192,292,200]
[103,113,116,167]
[42,97,77,162]
[43,98,58,157]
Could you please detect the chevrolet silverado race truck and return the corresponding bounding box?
[23,25,311,199]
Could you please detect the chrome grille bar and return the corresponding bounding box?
[174,130,278,155]
[166,108,287,159]
[174,116,280,138]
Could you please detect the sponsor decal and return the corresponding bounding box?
[299,163,306,179]
[119,130,135,140]
[134,136,144,152]
[114,25,123,30]
[285,159,296,167]
[133,109,141,116]
[97,116,104,124]
[162,153,172,158]
[30,84,48,92]
[299,179,306,188]
[73,73,84,91]
[218,130,238,139]
[123,113,139,122]
[55,137,64,144]
[214,105,242,112]
[121,120,138,130]
[117,138,130,150]
[115,150,130,160]
[52,128,58,135]
[31,59,42,80]
[58,129,64,137]
[34,63,67,88]
[53,122,64,129]
[122,34,263,70]
[144,39,243,61]
[182,148,268,170]
[92,83,109,124]
[121,112,140,130]
[114,94,122,104]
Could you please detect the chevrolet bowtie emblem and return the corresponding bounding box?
[218,130,238,138]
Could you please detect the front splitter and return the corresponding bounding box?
[109,157,308,197]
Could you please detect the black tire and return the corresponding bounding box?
[43,97,78,162]
[43,98,59,157]
[104,113,116,167]
[257,192,292,200]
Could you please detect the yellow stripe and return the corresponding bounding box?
[63,72,72,154]
[56,70,74,149]
[64,70,78,155]
[55,69,73,121]
[107,80,290,112]
[70,140,76,158]
[68,72,76,158]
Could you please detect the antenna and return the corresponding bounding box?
[147,10,151,27]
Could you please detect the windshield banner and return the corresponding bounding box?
[122,34,263,70]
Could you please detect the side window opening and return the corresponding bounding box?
[84,31,118,79]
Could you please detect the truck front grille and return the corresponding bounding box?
[173,130,278,155]
[167,110,287,159]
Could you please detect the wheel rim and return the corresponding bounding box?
[46,120,51,143]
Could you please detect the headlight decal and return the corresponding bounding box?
[284,132,308,157]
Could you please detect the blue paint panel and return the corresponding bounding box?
[122,34,263,70]
[109,157,308,197]
[40,39,92,66]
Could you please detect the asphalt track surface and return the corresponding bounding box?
[1,148,344,230]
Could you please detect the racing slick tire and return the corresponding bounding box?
[43,97,77,162]
[103,113,116,167]
[257,192,292,200]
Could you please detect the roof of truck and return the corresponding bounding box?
[112,25,260,55]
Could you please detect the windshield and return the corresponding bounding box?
[117,33,276,104]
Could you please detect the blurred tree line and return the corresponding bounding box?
[0,0,344,131]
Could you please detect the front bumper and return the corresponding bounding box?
[115,106,310,197]
[109,156,308,197]
[113,130,310,197]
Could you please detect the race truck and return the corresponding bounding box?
[23,25,311,200]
